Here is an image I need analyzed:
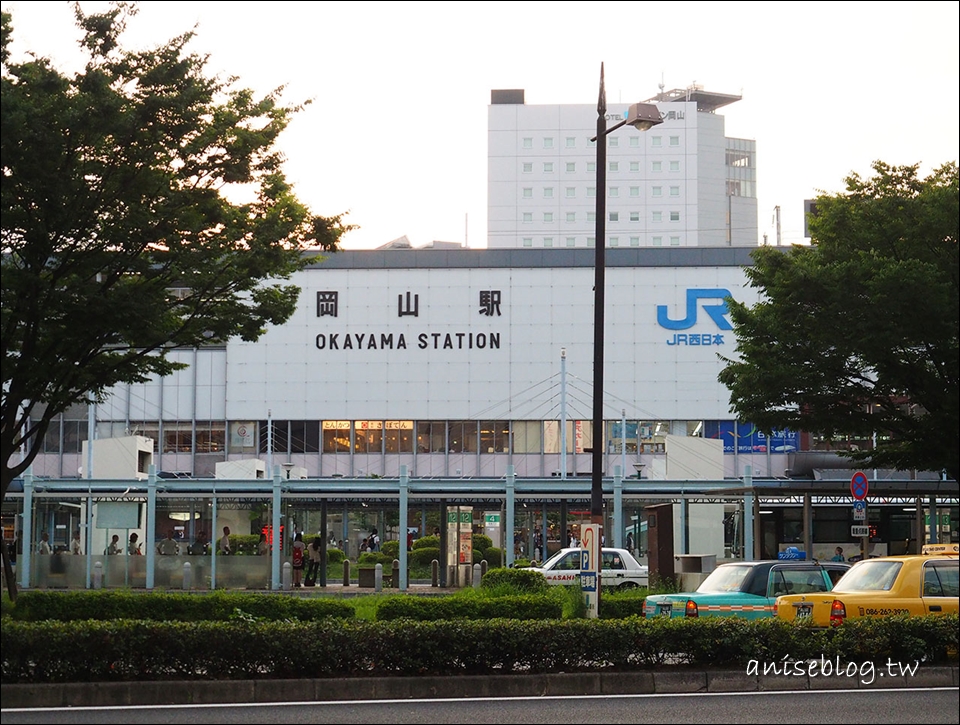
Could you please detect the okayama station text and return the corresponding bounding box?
[315,332,502,350]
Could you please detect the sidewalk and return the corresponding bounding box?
[3,666,958,708]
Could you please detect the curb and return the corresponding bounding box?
[3,667,957,708]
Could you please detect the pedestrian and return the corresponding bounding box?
[625,531,634,554]
[305,538,321,586]
[219,526,232,555]
[71,529,82,555]
[370,528,381,552]
[106,534,120,555]
[189,531,208,556]
[38,531,52,555]
[257,533,269,556]
[127,532,142,555]
[157,530,180,556]
[291,531,305,587]
[831,546,845,562]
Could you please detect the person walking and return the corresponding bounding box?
[305,538,321,586]
[219,526,232,555]
[71,529,83,555]
[38,532,52,555]
[291,532,305,587]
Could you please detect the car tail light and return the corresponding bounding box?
[684,600,698,618]
[640,599,646,618]
[829,599,846,627]
[773,600,778,616]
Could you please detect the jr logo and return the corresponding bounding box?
[657,288,733,330]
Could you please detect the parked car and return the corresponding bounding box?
[525,547,648,589]
[774,544,960,626]
[645,560,851,620]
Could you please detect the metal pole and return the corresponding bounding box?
[560,348,568,480]
[399,465,409,591]
[591,62,608,528]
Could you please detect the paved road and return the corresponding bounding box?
[3,688,959,724]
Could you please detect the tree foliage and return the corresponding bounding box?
[1,5,354,527]
[719,161,959,481]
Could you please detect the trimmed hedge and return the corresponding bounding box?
[3,614,955,683]
[8,590,354,623]
[375,594,562,621]
[480,567,548,594]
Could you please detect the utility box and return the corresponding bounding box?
[215,459,266,479]
[676,554,717,574]
[80,436,153,479]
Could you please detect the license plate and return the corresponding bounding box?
[659,604,672,617]
[795,604,812,619]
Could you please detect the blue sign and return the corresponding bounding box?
[580,571,598,593]
[703,421,798,455]
[851,471,869,500]
[777,546,806,560]
[657,289,733,330]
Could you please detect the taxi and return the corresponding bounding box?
[525,547,648,589]
[644,560,850,620]
[774,543,960,626]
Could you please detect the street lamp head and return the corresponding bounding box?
[624,102,663,131]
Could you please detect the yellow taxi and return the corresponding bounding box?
[774,543,959,626]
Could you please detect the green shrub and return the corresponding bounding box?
[381,539,400,559]
[376,593,561,621]
[410,547,441,566]
[481,567,548,594]
[600,588,648,618]
[472,533,493,555]
[483,547,504,567]
[412,535,439,550]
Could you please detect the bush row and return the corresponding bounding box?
[375,594,561,621]
[7,590,354,622]
[2,614,955,683]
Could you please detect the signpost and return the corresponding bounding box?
[850,471,869,558]
[580,523,601,619]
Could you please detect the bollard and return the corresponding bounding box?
[182,561,192,590]
[431,559,439,587]
[374,562,383,592]
[342,559,351,587]
[392,559,400,589]
[282,561,292,591]
[473,562,482,588]
[92,561,103,590]
[480,559,488,578]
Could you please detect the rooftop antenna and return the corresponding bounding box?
[658,73,665,102]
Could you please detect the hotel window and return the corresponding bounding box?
[543,187,554,198]
[480,420,510,453]
[629,186,640,197]
[416,421,446,453]
[608,136,619,147]
[609,236,619,247]
[588,137,596,146]
[543,237,554,247]
[629,136,640,147]
[522,237,533,247]
[630,236,640,247]
[669,160,680,171]
[652,211,662,223]
[322,421,351,453]
[566,236,576,247]
[587,236,595,246]
[566,212,576,222]
[587,187,596,198]
[543,137,554,149]
[566,162,576,173]
[609,186,619,198]
[448,420,478,453]
[653,236,663,246]
[543,212,554,222]
[384,421,414,454]
[629,161,640,172]
[565,187,576,198]
[289,420,318,453]
[670,236,680,245]
[513,421,542,454]
[543,162,554,173]
[565,137,576,148]
[522,187,533,198]
[652,161,662,172]
[165,421,197,454]
[587,162,596,172]
[609,212,619,222]
[652,186,662,197]
[353,420,383,454]
[522,138,533,149]
[670,211,680,221]
[522,212,532,223]
[609,161,619,172]
[522,162,533,173]
[669,136,680,146]
[670,186,680,196]
[651,136,662,147]
[629,211,640,222]
[587,211,596,222]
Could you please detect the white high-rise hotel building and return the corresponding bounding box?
[487,86,757,249]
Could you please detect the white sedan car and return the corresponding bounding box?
[526,547,648,589]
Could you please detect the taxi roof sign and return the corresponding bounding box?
[921,543,960,555]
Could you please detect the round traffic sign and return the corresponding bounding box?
[850,471,869,500]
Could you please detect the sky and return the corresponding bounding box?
[2,1,958,249]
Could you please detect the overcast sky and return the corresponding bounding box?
[3,1,958,249]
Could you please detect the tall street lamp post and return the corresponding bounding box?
[590,64,663,536]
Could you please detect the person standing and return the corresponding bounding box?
[291,532,305,587]
[106,534,120,555]
[305,538,321,586]
[38,532,52,555]
[256,533,269,556]
[219,526,232,556]
[831,546,845,562]
[157,530,180,556]
[71,529,83,555]
[127,532,142,555]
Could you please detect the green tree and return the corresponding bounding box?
[1,4,355,598]
[719,161,958,481]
